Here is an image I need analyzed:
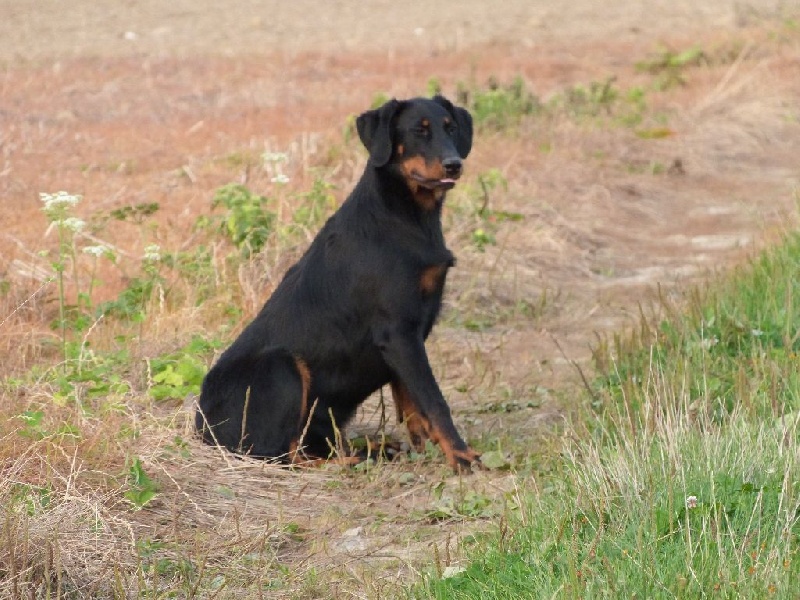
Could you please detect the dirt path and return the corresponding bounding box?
[2,0,799,595]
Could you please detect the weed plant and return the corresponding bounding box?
[455,76,543,130]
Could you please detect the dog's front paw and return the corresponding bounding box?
[447,447,483,474]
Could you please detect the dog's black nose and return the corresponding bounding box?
[442,157,463,179]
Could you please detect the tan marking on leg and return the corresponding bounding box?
[294,357,312,430]
[390,383,479,472]
[288,438,301,464]
[390,381,431,451]
[427,422,481,473]
[287,358,313,464]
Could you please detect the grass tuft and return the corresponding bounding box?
[418,232,800,598]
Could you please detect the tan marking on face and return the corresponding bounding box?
[396,144,404,156]
[400,156,447,181]
[400,156,447,211]
[400,155,426,181]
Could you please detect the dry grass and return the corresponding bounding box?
[2,9,800,598]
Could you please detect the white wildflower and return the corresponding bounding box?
[40,191,82,210]
[83,245,111,258]
[685,495,698,509]
[262,151,288,164]
[143,244,161,262]
[271,173,290,184]
[60,217,86,232]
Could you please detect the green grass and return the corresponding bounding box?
[416,233,800,598]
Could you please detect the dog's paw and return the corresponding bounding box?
[448,447,483,474]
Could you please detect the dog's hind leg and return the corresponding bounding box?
[196,349,309,459]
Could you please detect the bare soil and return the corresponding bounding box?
[2,0,799,596]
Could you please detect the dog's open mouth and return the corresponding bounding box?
[410,172,459,190]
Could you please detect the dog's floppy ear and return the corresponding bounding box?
[356,99,403,168]
[433,95,473,159]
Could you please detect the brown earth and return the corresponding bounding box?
[1,0,800,597]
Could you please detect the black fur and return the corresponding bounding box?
[196,96,480,471]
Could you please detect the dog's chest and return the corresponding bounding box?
[419,262,449,296]
[414,237,454,299]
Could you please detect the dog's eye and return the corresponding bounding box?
[445,123,457,136]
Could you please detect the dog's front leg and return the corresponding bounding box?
[375,327,480,471]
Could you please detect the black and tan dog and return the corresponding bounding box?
[196,95,480,471]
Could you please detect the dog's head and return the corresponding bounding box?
[356,96,473,210]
